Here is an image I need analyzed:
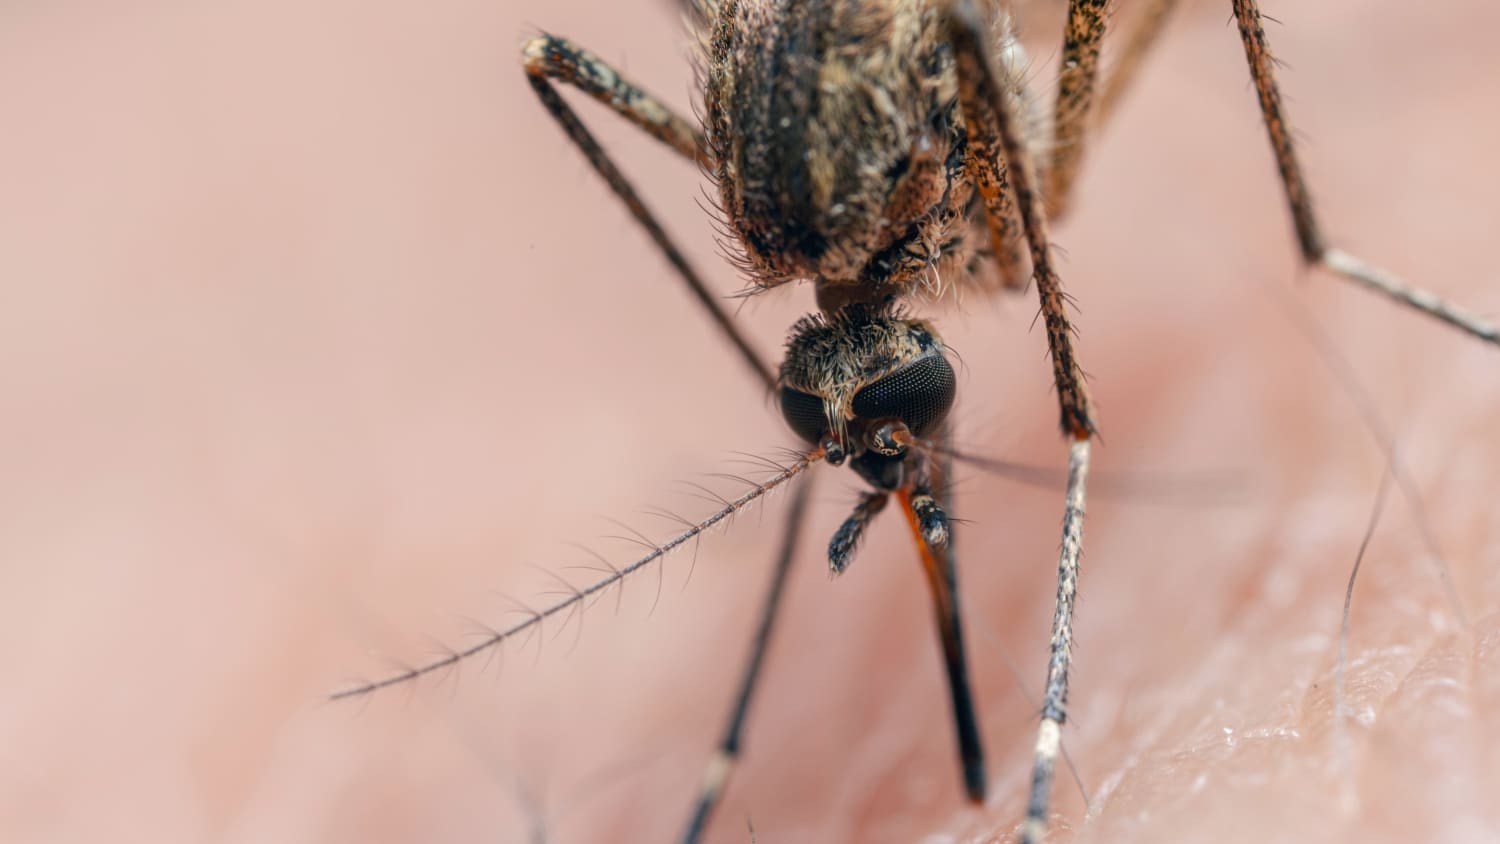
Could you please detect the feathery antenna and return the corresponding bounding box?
[331,448,824,702]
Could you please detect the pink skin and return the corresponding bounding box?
[0,2,1497,842]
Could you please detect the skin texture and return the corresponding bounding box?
[0,1,1496,842]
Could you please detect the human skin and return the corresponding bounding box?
[0,2,1496,843]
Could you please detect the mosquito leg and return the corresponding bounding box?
[898,483,986,802]
[945,10,1030,291]
[679,474,814,844]
[1020,439,1090,843]
[1044,0,1111,219]
[522,35,704,164]
[944,2,1097,438]
[942,3,1096,840]
[1229,0,1499,347]
[1020,0,1185,219]
[521,36,778,386]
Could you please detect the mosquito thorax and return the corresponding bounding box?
[778,305,956,487]
[702,0,973,298]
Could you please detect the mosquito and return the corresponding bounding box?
[334,1,1498,841]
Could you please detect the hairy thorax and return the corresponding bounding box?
[699,0,978,310]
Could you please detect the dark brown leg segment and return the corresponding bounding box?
[521,35,779,386]
[1045,0,1112,219]
[522,35,706,165]
[943,3,1096,438]
[1230,0,1499,347]
[941,4,1097,841]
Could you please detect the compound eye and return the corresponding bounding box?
[850,353,956,437]
[779,386,829,443]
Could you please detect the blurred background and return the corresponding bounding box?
[0,1,1496,842]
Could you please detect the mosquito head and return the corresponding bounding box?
[778,305,956,487]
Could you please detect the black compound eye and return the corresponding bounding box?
[779,386,829,443]
[850,353,956,436]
